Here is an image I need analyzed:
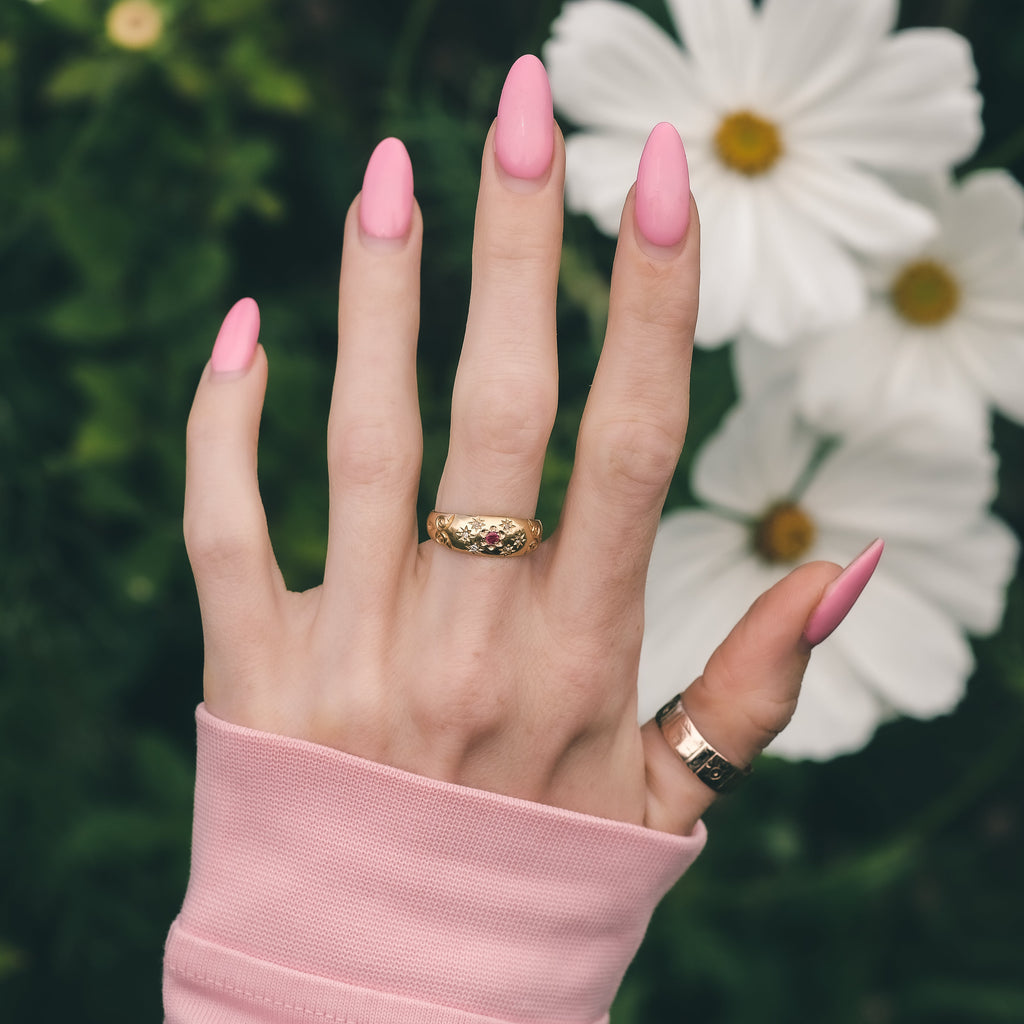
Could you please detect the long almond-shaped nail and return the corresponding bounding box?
[210,297,260,375]
[359,137,414,240]
[636,122,691,249]
[803,538,885,647]
[495,54,554,180]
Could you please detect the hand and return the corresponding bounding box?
[182,56,860,837]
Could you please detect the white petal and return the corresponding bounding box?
[829,571,974,717]
[644,510,751,611]
[890,326,991,438]
[767,640,886,760]
[731,332,804,398]
[640,522,775,721]
[692,175,756,346]
[954,328,1024,426]
[754,0,897,118]
[803,418,998,542]
[545,0,715,133]
[777,150,935,255]
[744,184,866,343]
[692,387,818,514]
[957,245,1024,327]
[933,170,1024,260]
[797,305,896,434]
[877,517,1019,636]
[792,29,982,171]
[815,317,990,440]
[563,130,645,237]
[862,246,909,294]
[882,171,948,213]
[811,526,891,572]
[665,0,758,107]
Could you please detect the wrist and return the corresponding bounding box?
[166,704,706,1023]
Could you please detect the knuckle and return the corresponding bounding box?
[330,418,419,490]
[412,666,510,742]
[701,643,799,747]
[455,376,557,461]
[477,234,558,279]
[620,262,699,337]
[589,416,684,496]
[407,627,520,743]
[527,616,640,735]
[183,510,268,584]
[546,661,607,732]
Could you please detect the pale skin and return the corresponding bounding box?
[183,121,843,838]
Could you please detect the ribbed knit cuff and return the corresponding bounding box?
[164,705,706,1024]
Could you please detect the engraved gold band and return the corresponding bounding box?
[426,511,543,557]
[656,694,752,794]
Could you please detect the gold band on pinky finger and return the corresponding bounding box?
[427,511,543,557]
[656,694,752,794]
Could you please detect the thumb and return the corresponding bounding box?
[642,539,884,835]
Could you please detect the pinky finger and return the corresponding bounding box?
[183,300,283,686]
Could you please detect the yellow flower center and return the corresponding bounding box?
[753,502,816,564]
[714,111,783,176]
[106,0,164,51]
[889,259,960,326]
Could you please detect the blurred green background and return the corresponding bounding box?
[1,0,1022,1020]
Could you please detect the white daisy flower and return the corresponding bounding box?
[785,170,1024,439]
[544,0,983,346]
[639,387,1018,760]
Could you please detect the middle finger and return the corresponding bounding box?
[433,55,564,517]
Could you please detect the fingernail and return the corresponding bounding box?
[635,122,690,249]
[495,54,554,181]
[210,297,260,375]
[803,538,885,647]
[359,137,414,240]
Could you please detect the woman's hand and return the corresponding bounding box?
[182,56,867,837]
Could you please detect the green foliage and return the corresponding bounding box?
[0,1,1022,1021]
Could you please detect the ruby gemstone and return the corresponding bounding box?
[485,531,501,546]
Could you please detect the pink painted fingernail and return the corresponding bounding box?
[803,538,885,647]
[495,54,554,180]
[359,137,414,240]
[635,122,690,249]
[210,297,260,375]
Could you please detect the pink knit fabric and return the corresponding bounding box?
[164,705,706,1023]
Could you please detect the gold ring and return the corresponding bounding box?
[426,511,543,557]
[656,694,752,794]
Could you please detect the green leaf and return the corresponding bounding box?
[45,288,128,343]
[0,940,28,980]
[195,0,267,29]
[162,54,212,99]
[46,56,128,103]
[225,36,311,114]
[209,136,281,222]
[42,182,139,286]
[243,61,311,114]
[71,362,140,463]
[142,240,228,324]
[36,0,97,33]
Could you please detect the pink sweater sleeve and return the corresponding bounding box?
[163,705,706,1024]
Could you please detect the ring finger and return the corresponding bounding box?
[433,55,564,520]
